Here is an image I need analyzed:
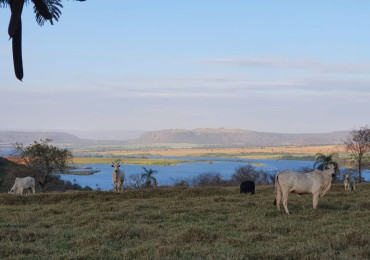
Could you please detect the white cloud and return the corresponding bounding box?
[191,56,370,74]
[90,73,370,99]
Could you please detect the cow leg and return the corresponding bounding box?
[312,193,319,210]
[275,183,282,211]
[282,191,290,214]
[276,191,281,211]
[31,187,35,194]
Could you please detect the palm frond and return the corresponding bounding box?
[0,0,10,8]
[32,0,62,26]
[314,153,339,170]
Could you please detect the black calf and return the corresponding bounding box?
[240,180,255,195]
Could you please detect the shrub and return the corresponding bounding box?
[191,173,227,187]
[231,164,272,185]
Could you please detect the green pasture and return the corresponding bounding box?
[71,157,192,166]
[0,184,369,259]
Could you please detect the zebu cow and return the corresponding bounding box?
[344,173,355,191]
[274,164,337,214]
[8,176,36,195]
[112,162,125,192]
[240,180,255,195]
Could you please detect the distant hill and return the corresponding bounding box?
[0,129,350,149]
[0,131,126,151]
[0,131,82,144]
[132,129,349,147]
[65,130,144,141]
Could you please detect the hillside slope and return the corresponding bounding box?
[0,131,82,144]
[0,131,127,151]
[133,129,349,146]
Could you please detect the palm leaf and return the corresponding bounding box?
[32,0,62,26]
[0,0,10,8]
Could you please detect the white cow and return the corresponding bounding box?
[8,176,36,195]
[112,162,125,192]
[274,164,336,214]
[344,173,355,191]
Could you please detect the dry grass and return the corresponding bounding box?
[0,183,369,259]
[90,145,347,159]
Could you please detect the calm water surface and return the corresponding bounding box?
[59,157,370,191]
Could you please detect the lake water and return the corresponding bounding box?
[59,157,370,191]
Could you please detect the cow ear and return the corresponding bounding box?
[111,164,114,167]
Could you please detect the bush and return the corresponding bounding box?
[231,164,272,185]
[191,173,227,187]
[173,179,190,187]
[127,173,145,189]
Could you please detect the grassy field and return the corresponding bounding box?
[0,183,369,259]
[69,144,351,167]
[71,157,194,166]
[73,144,348,159]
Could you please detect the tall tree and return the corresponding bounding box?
[141,167,158,188]
[314,153,339,171]
[345,126,370,183]
[0,0,86,81]
[13,138,72,192]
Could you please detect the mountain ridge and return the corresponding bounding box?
[132,128,349,147]
[0,129,349,149]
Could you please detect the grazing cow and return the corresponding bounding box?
[240,180,255,195]
[344,173,355,191]
[112,162,125,192]
[274,164,336,214]
[8,176,36,195]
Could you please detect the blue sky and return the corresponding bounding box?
[1,1,369,136]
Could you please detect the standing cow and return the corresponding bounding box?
[344,173,355,191]
[240,180,255,195]
[8,176,36,195]
[112,162,125,192]
[274,164,336,214]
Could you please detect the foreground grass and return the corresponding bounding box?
[0,184,369,259]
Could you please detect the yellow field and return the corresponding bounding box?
[93,145,348,159]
